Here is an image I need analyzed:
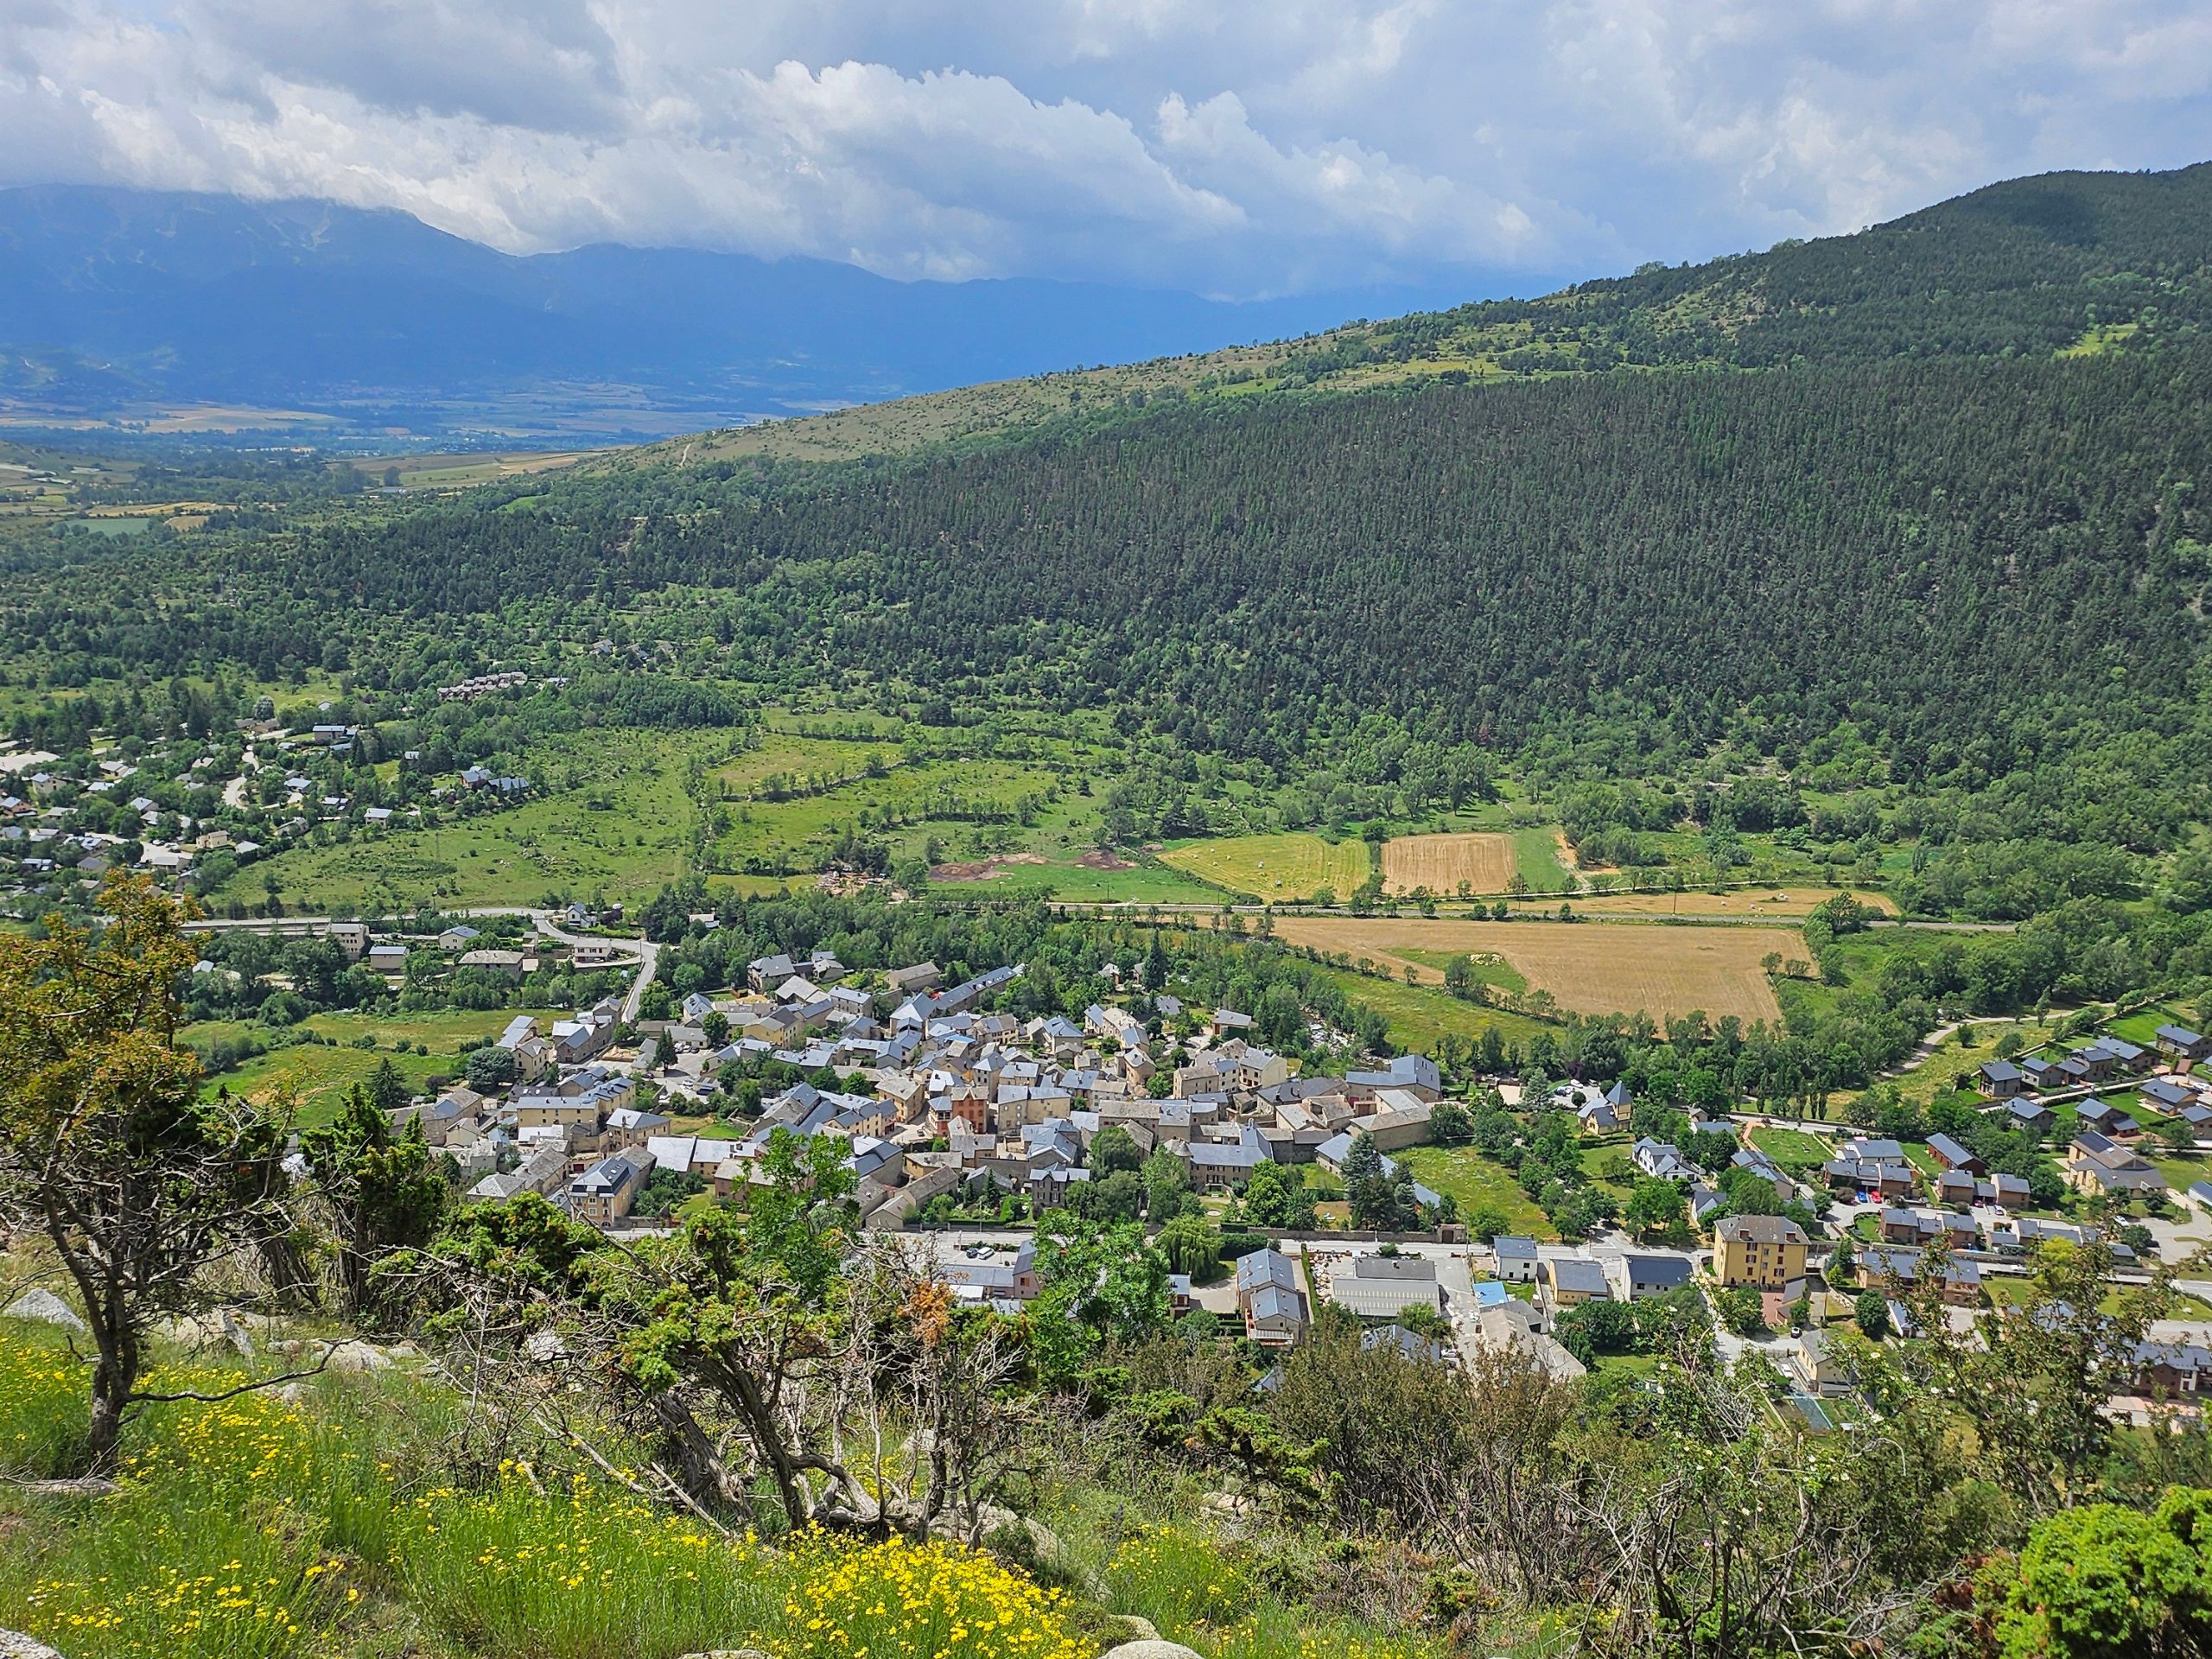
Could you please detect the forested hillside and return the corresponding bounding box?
[9,159,2212,949]
[39,337,2205,842]
[646,159,2212,462]
[655,350,2212,783]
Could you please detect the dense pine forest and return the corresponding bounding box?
[8,160,2212,899]
[1322,160,2212,375]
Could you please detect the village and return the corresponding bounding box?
[10,703,2212,1436]
[358,931,2212,1434]
[0,707,550,913]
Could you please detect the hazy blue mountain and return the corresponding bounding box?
[0,187,1535,440]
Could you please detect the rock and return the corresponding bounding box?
[323,1340,393,1375]
[218,1307,255,1358]
[1099,1643,1203,1659]
[1,1630,68,1659]
[3,1290,86,1335]
[154,1310,254,1354]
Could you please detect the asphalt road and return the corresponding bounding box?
[184,906,662,1023]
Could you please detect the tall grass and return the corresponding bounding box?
[1102,1522,1255,1633]
[1040,1488,1440,1659]
[0,1325,1440,1659]
[0,1336,372,1659]
[0,1336,87,1479]
[393,1472,776,1659]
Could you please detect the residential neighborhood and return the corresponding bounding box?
[352,927,2212,1433]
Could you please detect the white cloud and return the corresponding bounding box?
[0,0,2208,293]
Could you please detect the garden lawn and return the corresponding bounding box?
[1750,1126,1834,1172]
[1395,1146,1556,1240]
[1898,1020,2060,1101]
[2109,1004,2198,1047]
[2152,1153,2212,1193]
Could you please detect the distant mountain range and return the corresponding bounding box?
[0,187,1526,443]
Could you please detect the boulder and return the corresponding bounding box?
[3,1290,86,1335]
[1099,1643,1203,1659]
[323,1340,394,1375]
[153,1310,257,1355]
[1,1630,68,1659]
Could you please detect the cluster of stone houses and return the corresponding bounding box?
[436,670,532,702]
[396,998,657,1212]
[429,952,1458,1235]
[667,976,1448,1223]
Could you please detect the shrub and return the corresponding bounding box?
[776,1531,1086,1659]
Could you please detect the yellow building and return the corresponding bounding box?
[1713,1214,1809,1289]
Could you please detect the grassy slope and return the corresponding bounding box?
[211,728,713,913]
[0,1324,1440,1659]
[189,1009,556,1124]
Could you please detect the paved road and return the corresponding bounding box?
[529,913,659,1022]
[972,899,2018,934]
[185,906,663,1024]
[220,748,261,810]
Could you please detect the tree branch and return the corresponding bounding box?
[130,1346,333,1406]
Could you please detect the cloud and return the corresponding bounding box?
[1,0,2209,294]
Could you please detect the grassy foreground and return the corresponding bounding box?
[0,1327,1433,1659]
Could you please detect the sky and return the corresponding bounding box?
[3,0,2211,297]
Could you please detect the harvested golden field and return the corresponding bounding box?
[1272,916,1797,1024]
[1380,833,1518,894]
[1570,886,1897,918]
